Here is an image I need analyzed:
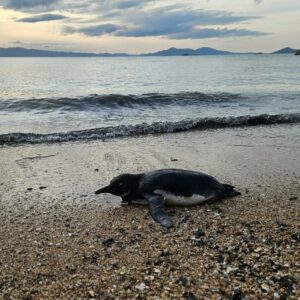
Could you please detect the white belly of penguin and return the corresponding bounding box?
[155,189,213,206]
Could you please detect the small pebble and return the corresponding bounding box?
[194,228,205,237]
[261,284,269,292]
[102,238,114,248]
[183,291,197,300]
[231,288,245,300]
[177,275,188,286]
[135,282,147,292]
[88,290,95,297]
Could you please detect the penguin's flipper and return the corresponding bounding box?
[144,194,172,228]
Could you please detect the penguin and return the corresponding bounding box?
[95,169,240,228]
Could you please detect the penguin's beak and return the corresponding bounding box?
[95,185,110,195]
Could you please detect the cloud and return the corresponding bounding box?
[64,7,267,39]
[122,6,260,27]
[63,24,121,36]
[1,0,151,13]
[168,28,268,39]
[100,0,150,10]
[65,23,267,39]
[2,0,61,12]
[17,13,67,22]
[57,0,153,16]
[2,1,268,41]
[116,7,261,36]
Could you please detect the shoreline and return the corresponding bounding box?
[1,112,299,144]
[1,124,299,299]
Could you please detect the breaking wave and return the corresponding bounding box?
[1,113,299,145]
[0,92,242,112]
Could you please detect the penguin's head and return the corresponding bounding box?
[95,173,140,197]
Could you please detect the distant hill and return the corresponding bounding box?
[272,47,297,54]
[145,47,237,56]
[0,46,237,57]
[0,46,298,57]
[0,47,129,57]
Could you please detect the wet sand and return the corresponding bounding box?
[0,124,299,299]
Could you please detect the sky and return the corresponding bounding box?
[0,0,299,54]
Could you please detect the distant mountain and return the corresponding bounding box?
[0,46,241,57]
[0,46,298,57]
[272,47,297,54]
[145,47,237,56]
[0,47,129,57]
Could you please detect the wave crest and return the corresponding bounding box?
[0,92,241,112]
[1,113,299,145]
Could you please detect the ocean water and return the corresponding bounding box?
[0,55,299,144]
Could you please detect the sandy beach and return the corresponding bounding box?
[0,124,299,299]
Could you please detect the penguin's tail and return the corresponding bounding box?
[219,184,241,198]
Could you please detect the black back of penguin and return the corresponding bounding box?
[138,169,222,197]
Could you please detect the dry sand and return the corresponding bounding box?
[0,124,299,299]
